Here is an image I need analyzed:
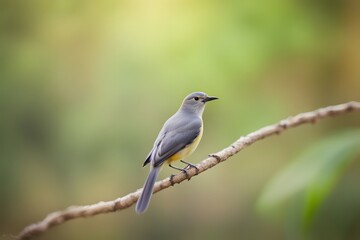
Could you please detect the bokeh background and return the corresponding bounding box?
[1,0,360,239]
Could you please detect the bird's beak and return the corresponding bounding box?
[203,96,219,102]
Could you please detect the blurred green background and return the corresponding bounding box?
[1,0,360,239]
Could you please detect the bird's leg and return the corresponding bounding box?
[169,164,190,183]
[180,160,199,175]
[169,164,189,176]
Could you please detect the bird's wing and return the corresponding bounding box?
[142,149,153,167]
[142,129,167,167]
[152,119,201,167]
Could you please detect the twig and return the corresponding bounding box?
[16,101,360,239]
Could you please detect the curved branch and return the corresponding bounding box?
[17,101,360,239]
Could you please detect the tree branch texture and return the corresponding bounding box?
[16,101,360,239]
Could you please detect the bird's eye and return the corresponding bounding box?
[194,97,199,101]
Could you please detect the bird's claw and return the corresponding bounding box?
[180,160,199,176]
[169,168,190,185]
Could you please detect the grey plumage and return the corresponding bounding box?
[135,92,218,214]
[135,166,160,214]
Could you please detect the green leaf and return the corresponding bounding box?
[257,130,360,222]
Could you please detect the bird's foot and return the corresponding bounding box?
[180,160,199,176]
[169,164,191,182]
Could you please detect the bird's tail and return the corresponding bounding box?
[135,167,160,214]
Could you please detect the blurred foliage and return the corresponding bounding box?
[257,130,360,239]
[0,0,359,239]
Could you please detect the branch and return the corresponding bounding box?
[16,101,360,239]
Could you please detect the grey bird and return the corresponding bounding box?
[135,91,218,214]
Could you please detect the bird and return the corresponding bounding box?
[135,91,218,214]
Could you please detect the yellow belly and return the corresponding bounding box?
[166,126,203,164]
